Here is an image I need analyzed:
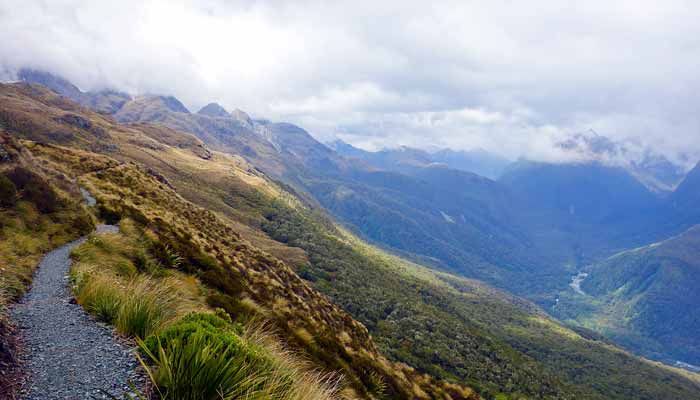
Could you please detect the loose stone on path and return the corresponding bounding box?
[9,225,144,400]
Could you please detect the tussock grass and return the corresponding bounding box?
[140,314,341,400]
[0,162,93,398]
[70,221,342,400]
[140,330,266,400]
[115,277,183,338]
[73,270,193,338]
[71,223,201,338]
[241,323,342,400]
[0,198,93,308]
[75,273,123,324]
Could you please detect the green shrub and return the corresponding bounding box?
[6,167,60,213]
[114,260,138,278]
[139,314,271,400]
[0,174,17,208]
[143,313,246,358]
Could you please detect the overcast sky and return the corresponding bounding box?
[1,1,699,165]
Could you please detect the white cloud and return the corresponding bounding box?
[1,0,700,164]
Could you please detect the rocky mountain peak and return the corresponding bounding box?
[18,68,87,103]
[197,102,229,118]
[157,96,190,113]
[230,108,254,129]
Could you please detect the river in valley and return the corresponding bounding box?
[569,271,589,295]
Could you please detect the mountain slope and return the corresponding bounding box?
[112,94,568,296]
[12,71,578,298]
[10,74,700,396]
[670,162,700,215]
[18,68,131,114]
[431,148,510,180]
[558,225,700,367]
[554,131,687,194]
[329,140,510,179]
[307,166,569,297]
[499,160,672,266]
[115,95,575,297]
[0,82,479,399]
[7,78,700,399]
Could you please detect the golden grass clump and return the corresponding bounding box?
[70,224,343,400]
[140,315,342,400]
[71,226,202,338]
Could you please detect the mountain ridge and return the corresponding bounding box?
[8,70,700,393]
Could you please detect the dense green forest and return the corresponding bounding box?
[257,199,700,400]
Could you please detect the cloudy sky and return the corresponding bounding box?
[1,0,700,164]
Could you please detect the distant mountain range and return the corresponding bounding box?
[328,139,511,179]
[329,129,690,196]
[11,68,700,383]
[17,69,132,114]
[554,130,688,193]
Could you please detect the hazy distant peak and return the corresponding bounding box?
[90,88,131,99]
[157,95,190,113]
[231,108,254,128]
[18,68,86,102]
[197,102,229,117]
[554,131,687,193]
[556,131,620,159]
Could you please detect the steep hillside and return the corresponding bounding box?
[670,162,700,219]
[499,160,672,265]
[18,68,131,114]
[111,90,568,297]
[28,143,479,400]
[554,131,687,194]
[7,77,700,400]
[0,82,479,399]
[557,225,700,367]
[307,166,569,297]
[8,76,698,399]
[0,131,94,397]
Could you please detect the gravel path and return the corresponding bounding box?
[9,225,144,399]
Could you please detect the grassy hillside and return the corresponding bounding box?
[0,82,479,399]
[102,108,700,398]
[0,131,94,397]
[69,219,343,400]
[25,142,478,399]
[3,80,700,399]
[110,91,571,300]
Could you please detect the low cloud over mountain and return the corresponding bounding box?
[2,1,700,166]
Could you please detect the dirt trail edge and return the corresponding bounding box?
[9,225,143,400]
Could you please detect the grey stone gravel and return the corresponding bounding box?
[9,225,145,399]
